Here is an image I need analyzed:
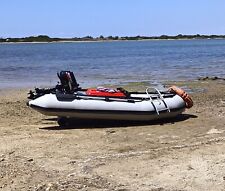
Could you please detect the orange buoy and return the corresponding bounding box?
[169,86,193,108]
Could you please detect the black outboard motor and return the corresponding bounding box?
[57,71,80,94]
[28,70,81,100]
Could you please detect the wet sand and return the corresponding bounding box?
[0,80,225,191]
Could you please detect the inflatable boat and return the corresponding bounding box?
[27,71,193,126]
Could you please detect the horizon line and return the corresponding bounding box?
[1,33,225,39]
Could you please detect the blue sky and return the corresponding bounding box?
[1,0,225,38]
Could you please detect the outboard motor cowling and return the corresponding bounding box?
[57,71,80,94]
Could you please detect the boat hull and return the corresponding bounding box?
[28,93,186,121]
[30,104,184,121]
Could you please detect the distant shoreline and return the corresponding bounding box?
[1,34,225,43]
[1,38,225,45]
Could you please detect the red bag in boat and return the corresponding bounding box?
[86,87,126,98]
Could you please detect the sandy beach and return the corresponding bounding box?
[0,80,225,191]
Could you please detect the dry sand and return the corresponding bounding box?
[0,80,225,191]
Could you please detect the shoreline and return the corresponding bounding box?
[1,38,225,45]
[1,76,223,92]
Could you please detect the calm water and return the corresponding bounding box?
[0,40,225,88]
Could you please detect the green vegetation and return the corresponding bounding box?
[1,34,225,43]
